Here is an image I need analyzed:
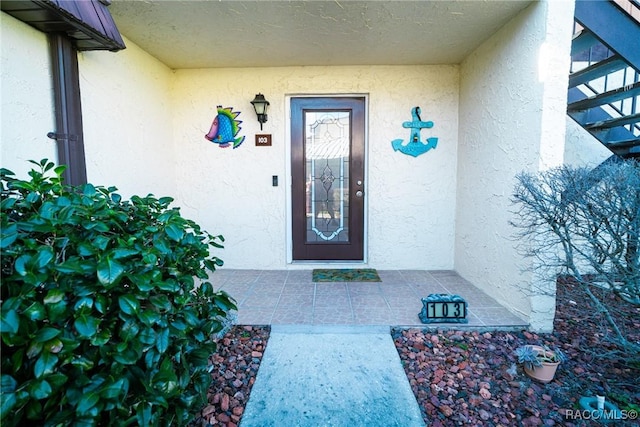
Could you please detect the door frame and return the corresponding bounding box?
[285,94,369,265]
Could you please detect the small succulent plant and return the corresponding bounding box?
[514,345,566,369]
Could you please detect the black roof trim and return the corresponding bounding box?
[1,0,125,51]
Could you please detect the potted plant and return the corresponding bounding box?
[514,344,566,383]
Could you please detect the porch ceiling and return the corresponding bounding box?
[108,0,533,69]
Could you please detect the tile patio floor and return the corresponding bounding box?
[211,269,528,328]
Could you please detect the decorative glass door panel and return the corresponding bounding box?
[305,111,350,243]
[291,97,365,261]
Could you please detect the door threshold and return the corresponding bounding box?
[288,261,368,269]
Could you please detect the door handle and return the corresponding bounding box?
[356,190,363,198]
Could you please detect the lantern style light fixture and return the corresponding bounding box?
[250,93,270,130]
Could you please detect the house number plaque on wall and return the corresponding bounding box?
[419,294,468,324]
[255,134,272,146]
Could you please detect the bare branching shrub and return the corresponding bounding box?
[511,158,640,354]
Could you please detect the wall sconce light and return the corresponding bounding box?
[250,93,270,130]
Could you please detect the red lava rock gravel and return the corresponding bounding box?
[193,280,638,426]
[393,278,639,426]
[190,325,270,427]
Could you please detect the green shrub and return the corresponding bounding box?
[0,160,236,426]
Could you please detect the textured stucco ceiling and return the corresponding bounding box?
[108,0,533,69]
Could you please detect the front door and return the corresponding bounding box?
[291,96,365,260]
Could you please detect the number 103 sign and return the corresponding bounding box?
[419,294,468,324]
[255,134,272,146]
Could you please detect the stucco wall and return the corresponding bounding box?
[456,0,574,331]
[2,4,576,330]
[78,37,176,199]
[0,17,176,200]
[172,65,459,269]
[1,11,460,271]
[564,117,612,167]
[0,12,56,177]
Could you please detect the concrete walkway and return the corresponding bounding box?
[240,325,425,427]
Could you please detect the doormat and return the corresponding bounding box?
[312,269,381,282]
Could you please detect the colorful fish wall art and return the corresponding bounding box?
[204,106,245,149]
[391,106,438,157]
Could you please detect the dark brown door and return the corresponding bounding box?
[291,97,365,260]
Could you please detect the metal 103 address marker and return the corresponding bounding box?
[419,294,468,324]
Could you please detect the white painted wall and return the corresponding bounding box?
[78,37,176,199]
[0,16,176,200]
[2,3,576,331]
[456,0,575,331]
[172,65,459,269]
[0,12,460,271]
[564,118,612,167]
[0,13,56,177]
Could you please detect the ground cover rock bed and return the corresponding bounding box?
[191,325,270,427]
[194,280,638,426]
[393,279,639,426]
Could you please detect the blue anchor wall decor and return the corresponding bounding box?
[391,106,438,157]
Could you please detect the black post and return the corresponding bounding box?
[49,34,87,186]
